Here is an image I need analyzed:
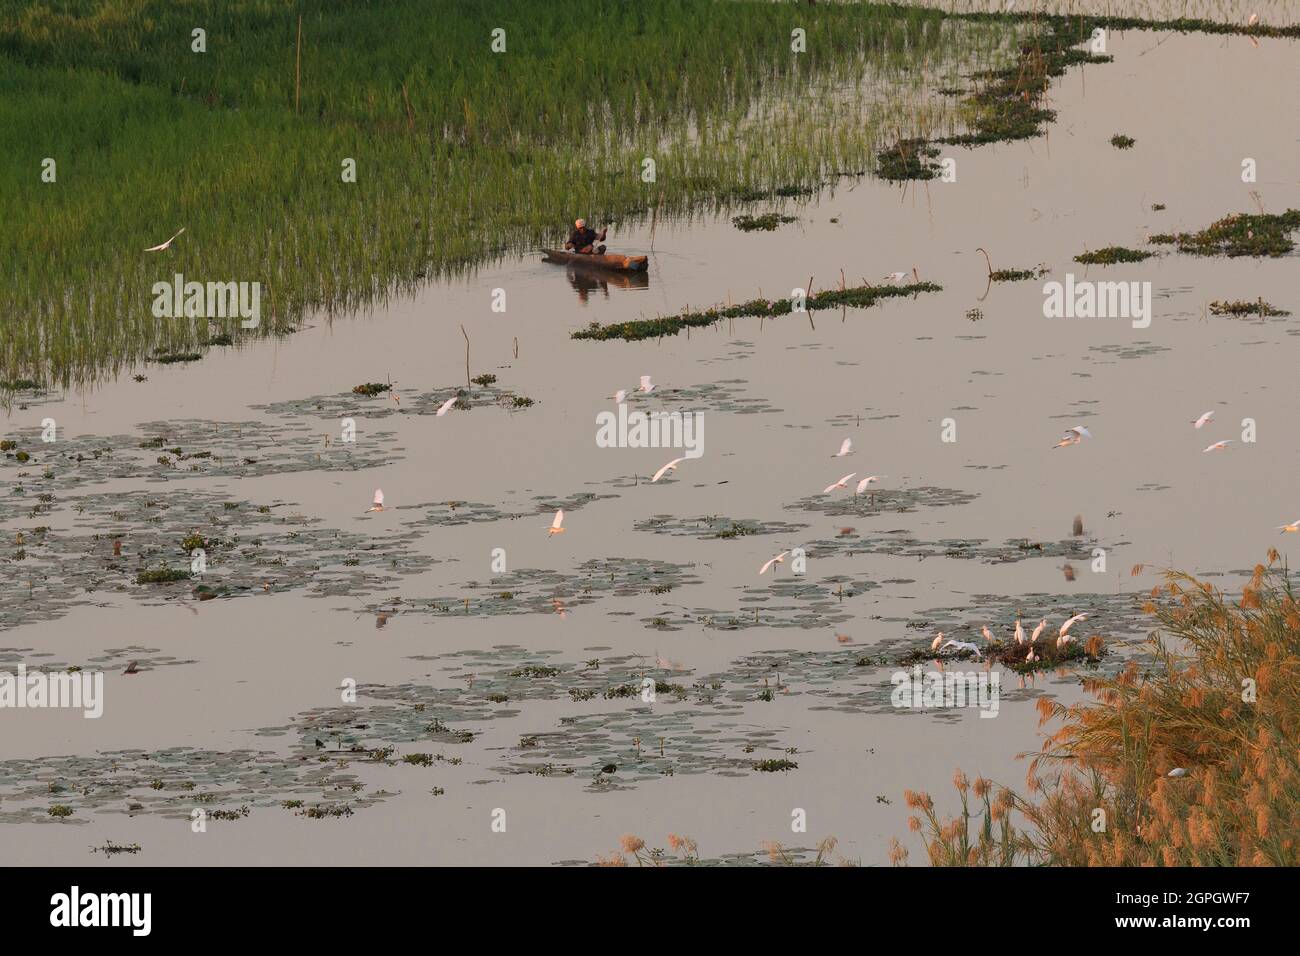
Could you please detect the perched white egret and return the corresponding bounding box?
[1191,411,1214,429]
[981,625,995,643]
[1059,613,1088,638]
[1030,618,1047,642]
[651,457,686,483]
[366,489,385,513]
[1014,619,1025,645]
[759,551,789,575]
[930,632,945,651]
[854,475,885,495]
[822,472,856,494]
[833,438,852,458]
[144,227,185,252]
[547,509,565,536]
[1202,440,1233,453]
[435,396,457,416]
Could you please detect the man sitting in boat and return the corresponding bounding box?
[565,219,607,255]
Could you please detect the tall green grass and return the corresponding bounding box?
[1,0,1029,387]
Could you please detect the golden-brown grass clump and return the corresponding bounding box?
[897,554,1300,866]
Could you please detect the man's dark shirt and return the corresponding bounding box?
[568,226,599,250]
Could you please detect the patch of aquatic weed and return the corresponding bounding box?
[1149,210,1300,258]
[1087,342,1170,361]
[643,574,878,632]
[571,283,942,342]
[876,138,941,181]
[989,265,1049,282]
[607,380,782,417]
[731,213,797,232]
[0,418,403,501]
[1074,246,1154,265]
[1209,299,1292,318]
[894,555,1300,866]
[875,14,1110,176]
[786,484,978,520]
[497,710,798,788]
[255,651,805,789]
[575,833,847,867]
[800,529,1119,566]
[362,558,705,621]
[396,492,618,530]
[0,489,435,630]
[633,515,809,540]
[253,380,538,421]
[0,646,196,674]
[899,588,1152,648]
[0,747,381,825]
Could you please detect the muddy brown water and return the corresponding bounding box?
[2,30,1298,865]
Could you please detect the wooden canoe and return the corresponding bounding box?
[542,249,648,273]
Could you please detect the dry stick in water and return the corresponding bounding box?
[294,15,303,116]
[806,275,815,330]
[461,324,470,387]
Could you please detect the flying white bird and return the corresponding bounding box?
[854,476,886,495]
[435,396,457,416]
[1014,619,1025,645]
[366,489,385,513]
[1059,613,1088,638]
[1278,519,1300,534]
[1202,440,1233,452]
[1030,618,1047,642]
[883,271,908,283]
[1052,425,1092,449]
[939,639,982,659]
[651,457,686,483]
[639,375,655,393]
[144,227,185,252]
[1191,411,1214,429]
[833,438,853,458]
[547,509,565,537]
[981,625,995,643]
[823,472,856,494]
[759,551,789,575]
[612,389,627,404]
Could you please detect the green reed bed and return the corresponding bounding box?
[572,281,942,342]
[1,0,1027,387]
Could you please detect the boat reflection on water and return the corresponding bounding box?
[566,265,650,304]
